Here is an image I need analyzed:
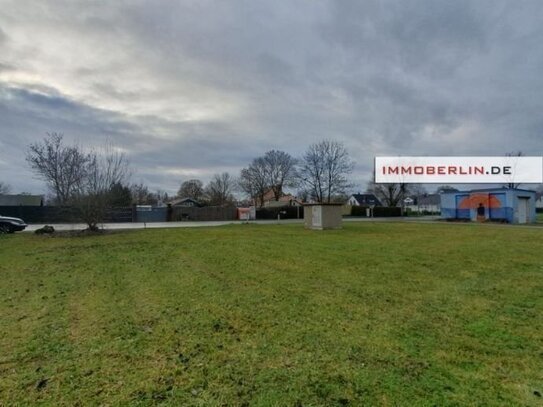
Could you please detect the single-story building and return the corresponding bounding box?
[403,196,415,206]
[347,193,382,206]
[261,188,303,207]
[263,194,303,208]
[406,194,441,213]
[440,187,536,224]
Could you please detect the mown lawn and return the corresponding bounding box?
[0,223,542,406]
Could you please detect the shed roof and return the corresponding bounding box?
[441,187,536,195]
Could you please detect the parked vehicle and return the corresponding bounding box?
[0,215,28,233]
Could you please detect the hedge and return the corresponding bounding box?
[349,205,402,217]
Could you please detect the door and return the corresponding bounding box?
[312,206,322,228]
[518,197,528,224]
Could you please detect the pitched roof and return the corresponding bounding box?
[169,197,201,206]
[441,187,537,194]
[417,194,441,205]
[350,193,382,206]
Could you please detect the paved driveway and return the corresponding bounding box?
[24,216,442,232]
[24,219,301,232]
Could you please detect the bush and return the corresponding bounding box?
[350,206,369,217]
[35,225,55,235]
[373,206,402,217]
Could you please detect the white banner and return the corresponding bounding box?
[375,156,543,184]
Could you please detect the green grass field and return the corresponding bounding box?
[1,223,542,406]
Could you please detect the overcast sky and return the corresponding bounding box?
[1,0,542,195]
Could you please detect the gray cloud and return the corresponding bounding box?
[1,0,542,195]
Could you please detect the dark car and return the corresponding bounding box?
[0,215,28,233]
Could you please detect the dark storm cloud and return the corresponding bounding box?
[0,85,271,193]
[0,0,542,194]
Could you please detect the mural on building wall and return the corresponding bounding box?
[457,193,508,220]
[457,193,503,210]
[441,188,535,224]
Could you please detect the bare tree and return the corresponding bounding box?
[74,145,130,230]
[206,172,235,206]
[154,190,169,206]
[504,151,523,189]
[130,183,155,205]
[435,185,458,193]
[239,157,269,207]
[296,188,310,203]
[0,182,11,194]
[26,133,90,205]
[239,150,297,206]
[365,167,412,208]
[27,134,132,229]
[108,182,132,207]
[298,140,354,203]
[368,182,409,207]
[263,150,298,200]
[177,179,204,201]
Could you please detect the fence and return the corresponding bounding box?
[171,206,237,221]
[347,205,403,217]
[135,207,168,223]
[0,206,133,223]
[256,206,304,220]
[0,205,245,223]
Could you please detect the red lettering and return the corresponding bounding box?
[387,166,399,175]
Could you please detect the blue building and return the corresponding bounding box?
[440,187,536,224]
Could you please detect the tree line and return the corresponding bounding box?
[173,140,356,207]
[21,133,533,230]
[24,133,357,207]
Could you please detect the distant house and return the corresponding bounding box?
[0,194,43,206]
[169,197,202,207]
[417,194,441,213]
[405,194,441,213]
[347,193,382,207]
[262,188,303,207]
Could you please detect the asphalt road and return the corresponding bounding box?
[24,216,441,232]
